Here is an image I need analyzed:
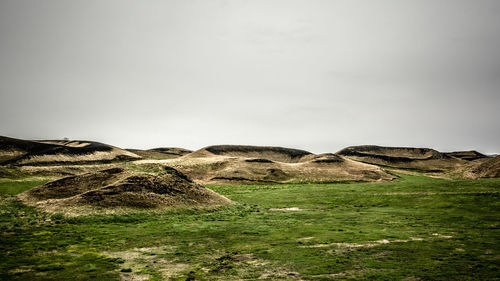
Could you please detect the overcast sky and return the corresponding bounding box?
[1,0,499,153]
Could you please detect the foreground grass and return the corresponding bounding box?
[0,174,499,280]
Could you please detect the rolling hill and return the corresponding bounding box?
[0,136,140,165]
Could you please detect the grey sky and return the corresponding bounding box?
[1,0,499,153]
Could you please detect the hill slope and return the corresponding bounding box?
[464,155,500,178]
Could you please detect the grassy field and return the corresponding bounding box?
[0,174,499,280]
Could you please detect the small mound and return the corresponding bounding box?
[0,136,140,165]
[466,156,500,178]
[187,145,312,163]
[26,167,125,200]
[19,166,230,214]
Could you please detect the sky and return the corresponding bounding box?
[1,0,499,153]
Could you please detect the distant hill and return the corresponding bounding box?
[336,145,499,177]
[444,150,487,161]
[166,146,395,184]
[336,145,471,173]
[127,147,192,159]
[186,145,313,163]
[3,137,497,180]
[0,136,140,165]
[337,145,448,161]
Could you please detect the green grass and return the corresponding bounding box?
[0,179,52,195]
[0,174,499,280]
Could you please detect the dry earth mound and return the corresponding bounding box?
[19,167,230,215]
[336,145,467,172]
[162,151,394,184]
[0,136,140,165]
[186,145,313,163]
[127,147,192,159]
[465,156,500,178]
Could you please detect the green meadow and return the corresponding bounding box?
[1,174,499,280]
